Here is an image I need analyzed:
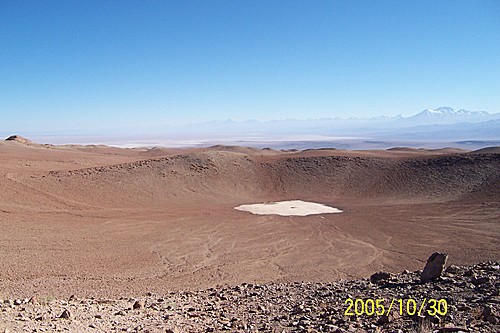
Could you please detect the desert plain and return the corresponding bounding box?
[0,136,498,301]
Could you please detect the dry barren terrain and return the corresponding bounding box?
[0,138,498,301]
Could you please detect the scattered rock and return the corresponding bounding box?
[421,252,448,282]
[481,306,496,319]
[464,269,474,277]
[59,309,71,319]
[0,260,498,332]
[445,265,460,274]
[370,271,391,284]
[133,300,145,309]
[472,276,491,285]
[486,315,498,324]
[377,314,391,325]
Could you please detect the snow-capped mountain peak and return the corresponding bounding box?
[419,107,488,116]
[428,106,455,114]
[407,107,491,125]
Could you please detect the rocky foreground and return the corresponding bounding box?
[1,261,498,333]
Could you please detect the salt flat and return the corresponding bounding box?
[235,200,342,216]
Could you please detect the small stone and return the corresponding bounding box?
[59,309,71,319]
[481,306,493,318]
[115,310,126,316]
[463,269,474,277]
[445,265,460,274]
[28,296,38,305]
[370,272,391,284]
[421,252,448,282]
[133,300,145,309]
[377,315,391,325]
[13,299,22,306]
[472,276,491,285]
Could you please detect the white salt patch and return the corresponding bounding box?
[235,200,342,216]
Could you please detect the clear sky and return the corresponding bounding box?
[1,0,499,133]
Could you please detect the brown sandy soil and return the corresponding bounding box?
[0,139,498,300]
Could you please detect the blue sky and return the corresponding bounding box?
[1,0,499,133]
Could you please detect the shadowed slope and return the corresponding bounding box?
[20,150,499,208]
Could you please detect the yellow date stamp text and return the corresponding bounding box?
[344,298,447,317]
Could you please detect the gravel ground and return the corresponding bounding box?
[1,261,498,333]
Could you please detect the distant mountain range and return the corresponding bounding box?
[175,106,500,131]
[8,106,499,149]
[157,107,500,147]
[167,106,500,135]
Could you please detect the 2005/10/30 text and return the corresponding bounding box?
[344,298,447,317]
